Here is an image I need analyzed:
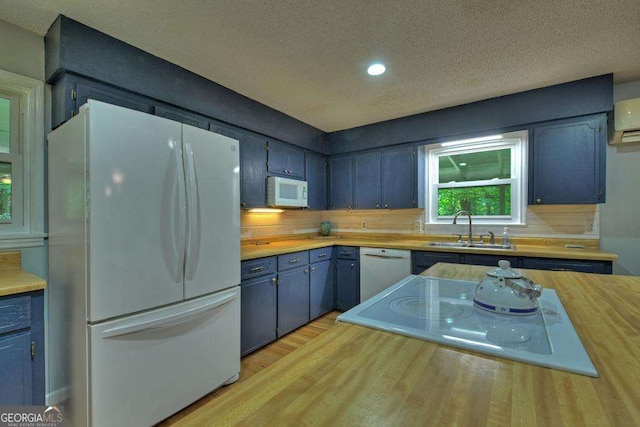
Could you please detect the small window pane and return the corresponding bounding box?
[0,97,10,154]
[438,148,511,183]
[0,162,11,220]
[437,185,511,216]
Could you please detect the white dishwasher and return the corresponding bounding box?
[360,247,411,302]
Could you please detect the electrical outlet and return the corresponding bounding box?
[585,221,594,233]
[361,221,367,230]
[414,220,423,233]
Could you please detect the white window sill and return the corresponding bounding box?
[0,233,47,250]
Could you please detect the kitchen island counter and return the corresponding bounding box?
[174,263,639,426]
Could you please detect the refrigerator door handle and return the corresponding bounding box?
[101,293,236,338]
[173,140,187,283]
[184,142,200,281]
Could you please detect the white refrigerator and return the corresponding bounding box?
[47,100,241,426]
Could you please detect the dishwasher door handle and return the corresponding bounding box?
[364,253,407,260]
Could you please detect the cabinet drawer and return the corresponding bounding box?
[411,251,461,274]
[241,257,277,280]
[310,247,334,264]
[0,295,31,335]
[278,251,309,271]
[522,257,608,274]
[336,246,358,260]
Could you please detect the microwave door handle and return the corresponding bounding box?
[173,139,186,283]
[184,142,200,281]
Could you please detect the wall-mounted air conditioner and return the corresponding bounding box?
[611,97,640,145]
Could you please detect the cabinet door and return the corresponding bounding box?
[0,332,32,405]
[240,135,268,208]
[268,141,305,179]
[354,151,382,209]
[335,259,360,311]
[329,156,354,209]
[277,267,310,336]
[306,152,327,210]
[310,260,334,319]
[210,124,267,208]
[531,114,606,204]
[241,275,277,356]
[382,146,415,209]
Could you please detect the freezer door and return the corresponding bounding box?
[88,287,240,427]
[87,101,186,321]
[182,125,241,299]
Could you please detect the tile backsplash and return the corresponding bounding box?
[241,205,599,240]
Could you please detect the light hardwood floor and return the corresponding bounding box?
[158,310,340,425]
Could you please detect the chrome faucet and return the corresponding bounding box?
[452,210,473,244]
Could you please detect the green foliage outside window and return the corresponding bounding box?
[0,182,11,220]
[438,185,511,216]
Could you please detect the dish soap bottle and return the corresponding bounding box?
[502,227,510,246]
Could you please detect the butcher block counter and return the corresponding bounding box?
[241,234,618,263]
[0,251,46,296]
[175,263,639,426]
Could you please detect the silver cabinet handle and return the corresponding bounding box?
[385,203,389,208]
[271,277,277,285]
[289,258,299,264]
[250,266,264,272]
[317,253,327,258]
[350,263,355,268]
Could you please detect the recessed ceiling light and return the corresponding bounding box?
[367,63,386,76]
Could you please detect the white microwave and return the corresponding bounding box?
[267,176,308,208]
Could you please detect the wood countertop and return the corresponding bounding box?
[174,263,640,426]
[0,251,46,297]
[241,236,618,262]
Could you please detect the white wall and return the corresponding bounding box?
[0,19,44,81]
[600,81,640,275]
[0,19,48,278]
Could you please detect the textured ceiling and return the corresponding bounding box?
[1,0,639,132]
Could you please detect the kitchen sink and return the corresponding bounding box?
[425,242,515,250]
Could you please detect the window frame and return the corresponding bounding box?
[424,130,528,226]
[0,68,45,248]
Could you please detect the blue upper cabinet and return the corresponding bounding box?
[328,155,354,209]
[212,123,267,208]
[305,152,327,210]
[329,146,417,210]
[267,140,305,179]
[354,151,382,209]
[382,146,416,209]
[530,114,606,205]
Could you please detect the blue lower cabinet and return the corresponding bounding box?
[240,274,277,357]
[335,259,360,311]
[0,332,33,405]
[412,251,462,274]
[462,254,520,268]
[0,291,44,405]
[521,257,610,274]
[309,260,334,319]
[277,267,310,337]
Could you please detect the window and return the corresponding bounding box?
[424,131,527,225]
[0,69,45,248]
